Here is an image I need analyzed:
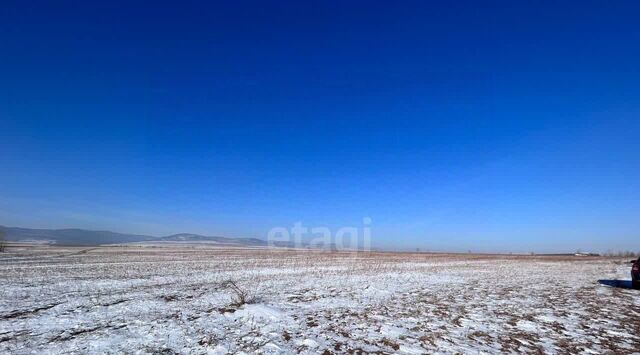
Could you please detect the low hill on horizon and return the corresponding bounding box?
[0,225,268,247]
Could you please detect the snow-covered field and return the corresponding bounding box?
[1,246,638,354]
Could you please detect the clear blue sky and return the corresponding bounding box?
[1,1,639,252]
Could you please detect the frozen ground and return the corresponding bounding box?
[1,246,638,354]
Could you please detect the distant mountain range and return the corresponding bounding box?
[0,225,270,247]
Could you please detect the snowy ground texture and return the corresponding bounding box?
[1,246,639,354]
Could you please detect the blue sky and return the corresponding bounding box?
[1,1,639,252]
